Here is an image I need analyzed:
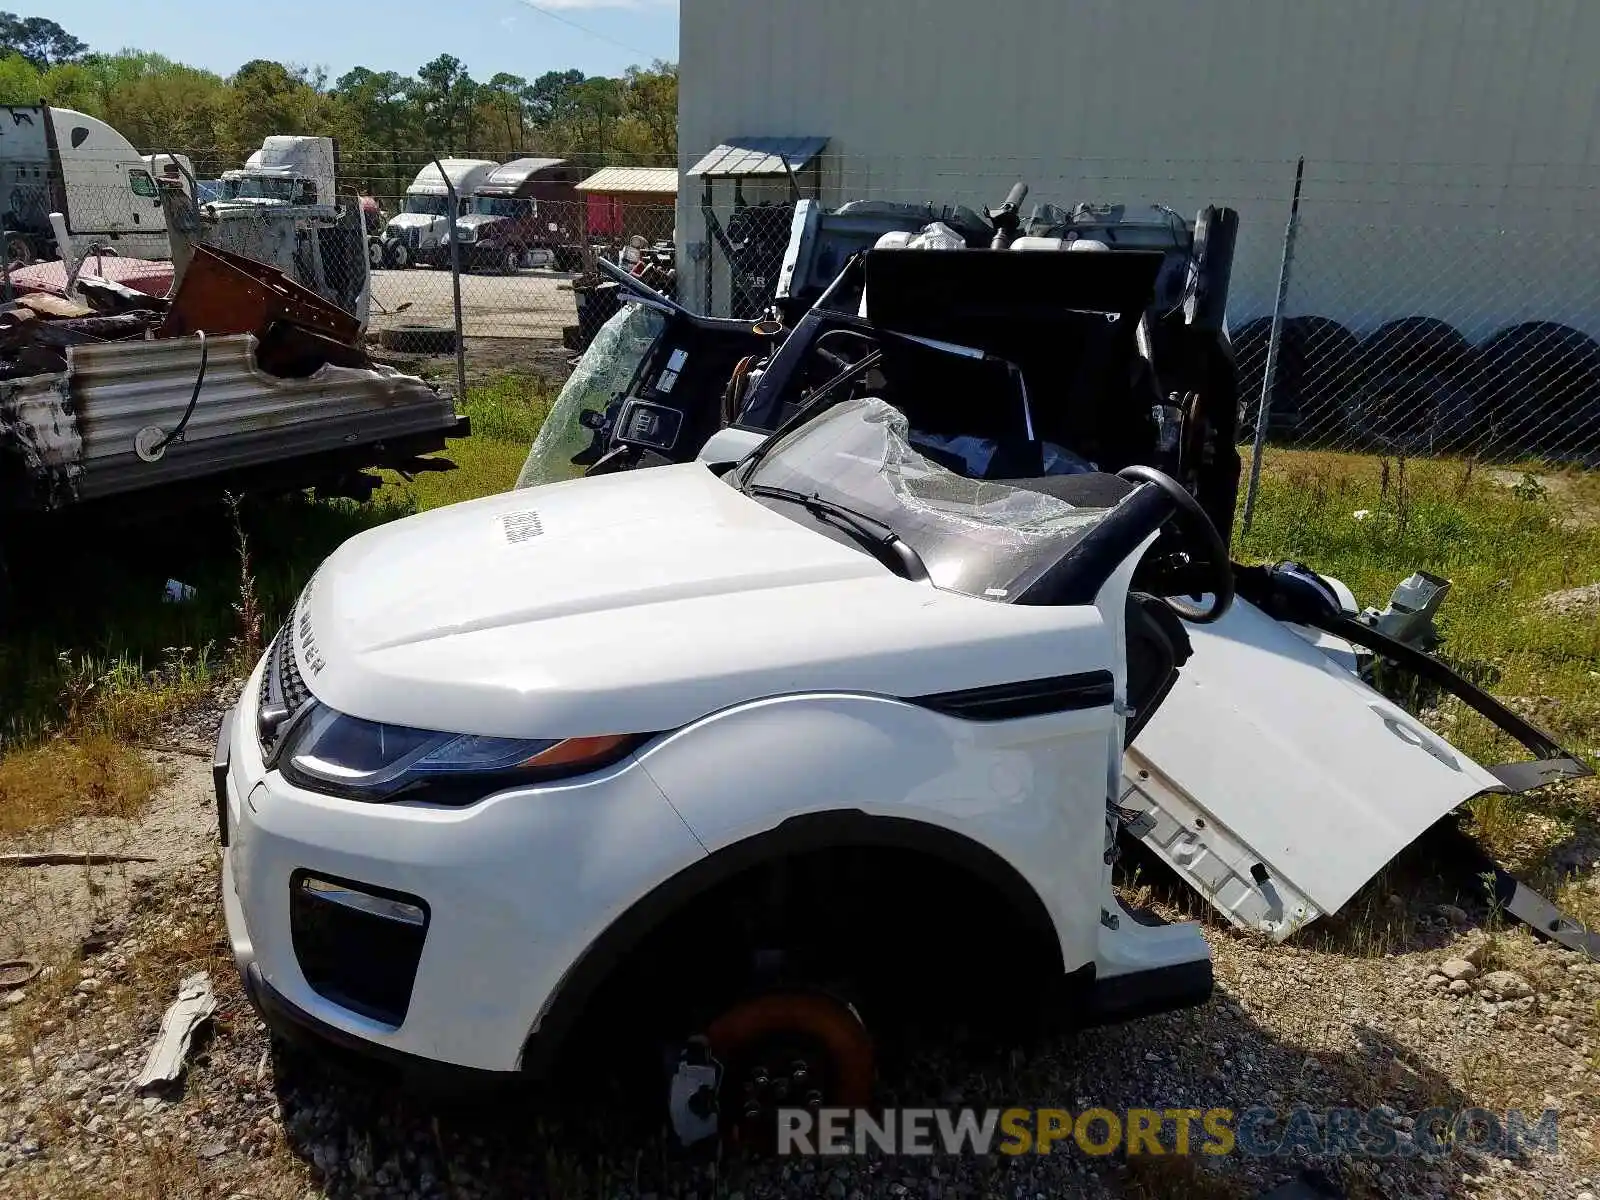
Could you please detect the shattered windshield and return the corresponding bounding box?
[405,194,451,217]
[515,302,669,488]
[736,397,1116,601]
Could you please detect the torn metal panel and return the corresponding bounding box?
[0,333,456,509]
[161,242,360,344]
[0,370,84,509]
[1123,597,1506,940]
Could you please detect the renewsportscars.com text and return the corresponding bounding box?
[776,1106,1560,1159]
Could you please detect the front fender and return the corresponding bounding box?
[635,692,1116,974]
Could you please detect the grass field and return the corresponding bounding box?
[0,371,558,833]
[1237,448,1600,912]
[3,401,1598,873]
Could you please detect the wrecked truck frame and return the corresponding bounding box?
[0,233,468,527]
[520,188,1597,955]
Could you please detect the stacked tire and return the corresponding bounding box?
[1233,312,1600,461]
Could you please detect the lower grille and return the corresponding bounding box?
[290,872,429,1026]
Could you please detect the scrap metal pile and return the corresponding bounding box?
[0,239,466,516]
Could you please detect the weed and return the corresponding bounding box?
[0,735,157,838]
[1513,471,1549,503]
[225,492,263,663]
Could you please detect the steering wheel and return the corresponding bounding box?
[1116,464,1234,624]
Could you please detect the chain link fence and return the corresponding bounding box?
[12,148,1600,502]
[1238,225,1600,470]
[4,155,679,372]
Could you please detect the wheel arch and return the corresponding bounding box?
[518,809,1064,1075]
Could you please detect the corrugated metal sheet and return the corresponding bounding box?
[686,137,829,178]
[3,334,457,505]
[677,0,1600,336]
[575,167,680,196]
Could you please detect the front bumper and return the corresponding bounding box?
[216,651,706,1075]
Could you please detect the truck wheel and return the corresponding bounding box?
[383,238,409,270]
[500,245,521,274]
[368,238,384,269]
[4,234,33,267]
[705,990,874,1147]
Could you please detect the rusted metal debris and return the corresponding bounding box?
[159,241,361,345]
[0,231,466,517]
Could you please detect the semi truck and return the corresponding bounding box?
[451,156,585,273]
[381,158,498,268]
[0,104,171,265]
[216,136,338,209]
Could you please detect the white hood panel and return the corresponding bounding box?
[296,465,1111,738]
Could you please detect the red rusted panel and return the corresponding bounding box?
[160,243,360,345]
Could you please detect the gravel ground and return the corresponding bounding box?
[3,695,1600,1199]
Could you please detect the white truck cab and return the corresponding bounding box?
[215,136,338,211]
[0,104,170,264]
[381,158,499,268]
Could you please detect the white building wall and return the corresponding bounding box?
[678,0,1600,339]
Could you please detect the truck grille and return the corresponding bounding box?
[258,624,312,755]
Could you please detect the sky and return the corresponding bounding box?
[54,0,680,81]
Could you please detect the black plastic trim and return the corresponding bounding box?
[1079,957,1214,1027]
[1013,484,1176,607]
[287,869,431,1027]
[212,708,233,848]
[909,671,1115,721]
[521,811,1063,1077]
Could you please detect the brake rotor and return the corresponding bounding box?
[707,990,874,1148]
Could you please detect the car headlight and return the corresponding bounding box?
[274,701,639,803]
[456,226,477,243]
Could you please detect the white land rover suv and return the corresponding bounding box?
[214,394,1231,1122]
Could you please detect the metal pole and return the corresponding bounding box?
[432,157,468,410]
[1241,156,1304,536]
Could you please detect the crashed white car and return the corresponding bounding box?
[215,207,1590,1134]
[215,389,1231,1113]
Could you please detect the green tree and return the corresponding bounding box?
[524,68,584,130]
[331,67,418,199]
[415,54,477,149]
[0,13,86,68]
[621,61,676,158]
[484,72,528,153]
[225,58,328,159]
[0,50,40,104]
[570,76,623,158]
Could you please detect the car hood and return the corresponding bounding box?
[387,212,440,230]
[291,464,1108,738]
[455,213,503,231]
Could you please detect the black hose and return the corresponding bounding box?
[153,330,208,453]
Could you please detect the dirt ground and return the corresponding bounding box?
[367,268,579,341]
[4,688,1600,1199]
